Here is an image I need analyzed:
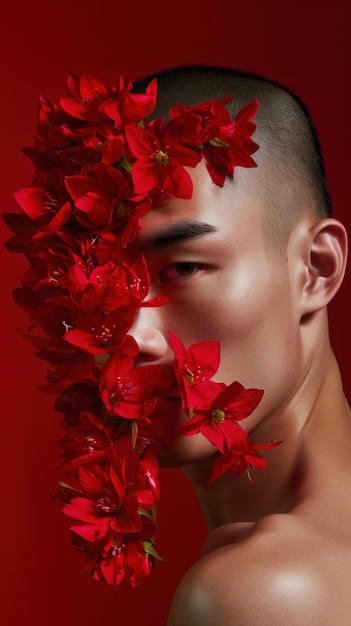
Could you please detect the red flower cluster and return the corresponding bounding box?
[4,71,279,588]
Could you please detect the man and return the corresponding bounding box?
[128,66,351,624]
[6,63,350,623]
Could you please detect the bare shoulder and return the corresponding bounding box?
[167,514,351,626]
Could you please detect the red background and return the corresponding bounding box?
[1,1,350,624]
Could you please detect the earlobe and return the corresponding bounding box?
[302,218,348,314]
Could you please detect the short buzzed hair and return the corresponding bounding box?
[133,65,331,251]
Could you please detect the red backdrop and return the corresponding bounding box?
[1,1,349,624]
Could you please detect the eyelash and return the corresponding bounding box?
[159,262,201,282]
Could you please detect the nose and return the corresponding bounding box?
[128,305,171,365]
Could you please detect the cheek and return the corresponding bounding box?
[218,280,301,412]
[163,260,285,338]
[164,265,297,389]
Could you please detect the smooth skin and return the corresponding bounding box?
[130,160,351,625]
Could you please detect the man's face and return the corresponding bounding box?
[131,160,306,463]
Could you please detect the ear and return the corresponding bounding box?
[301,218,348,315]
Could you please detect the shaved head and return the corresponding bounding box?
[133,65,331,252]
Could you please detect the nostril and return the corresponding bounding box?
[127,329,171,365]
[127,305,171,363]
[133,352,158,367]
[133,350,173,368]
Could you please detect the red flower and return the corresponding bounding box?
[104,76,158,126]
[209,431,282,483]
[132,396,179,451]
[37,341,97,387]
[178,381,264,452]
[100,351,176,420]
[62,458,155,551]
[125,123,201,198]
[170,96,232,145]
[58,410,113,473]
[64,306,135,355]
[204,99,260,186]
[64,164,131,229]
[92,540,152,587]
[65,258,149,313]
[60,72,112,122]
[169,331,223,412]
[2,211,41,254]
[73,517,157,587]
[14,186,72,241]
[36,92,73,149]
[60,453,159,586]
[169,331,220,386]
[54,380,102,423]
[136,446,160,500]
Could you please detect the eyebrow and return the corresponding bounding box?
[146,221,218,250]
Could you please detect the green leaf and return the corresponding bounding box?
[57,481,83,495]
[131,421,138,450]
[138,507,153,520]
[119,153,133,172]
[142,540,166,562]
[209,137,230,148]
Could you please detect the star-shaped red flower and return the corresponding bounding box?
[178,380,264,453]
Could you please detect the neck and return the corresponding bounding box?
[182,349,351,532]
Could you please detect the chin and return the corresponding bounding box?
[158,432,218,468]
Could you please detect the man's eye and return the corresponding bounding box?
[159,262,200,282]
